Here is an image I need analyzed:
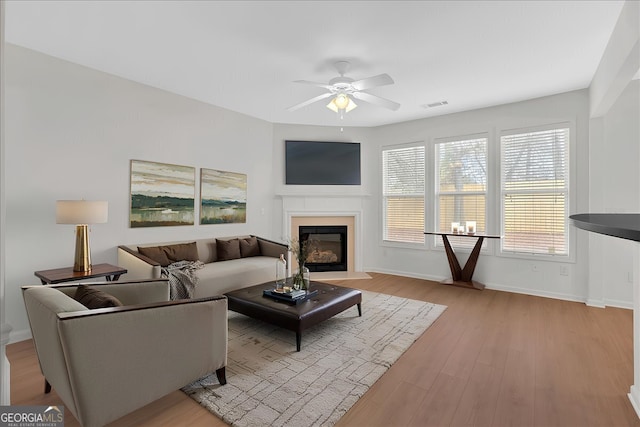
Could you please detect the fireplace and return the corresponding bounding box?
[287,208,360,275]
[299,225,348,272]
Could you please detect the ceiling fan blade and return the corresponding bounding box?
[293,80,334,90]
[287,92,333,111]
[352,91,401,111]
[351,73,394,91]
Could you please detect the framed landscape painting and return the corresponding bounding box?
[130,160,195,227]
[200,168,247,224]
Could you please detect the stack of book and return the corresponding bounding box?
[281,289,307,299]
[263,289,318,304]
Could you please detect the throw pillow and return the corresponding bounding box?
[163,242,199,263]
[74,285,124,309]
[216,238,241,261]
[138,246,172,267]
[138,242,200,266]
[239,236,260,258]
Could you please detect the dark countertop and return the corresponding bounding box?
[570,213,640,242]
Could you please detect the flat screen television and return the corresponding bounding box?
[285,140,361,185]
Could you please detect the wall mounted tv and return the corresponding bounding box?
[285,140,361,185]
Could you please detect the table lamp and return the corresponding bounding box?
[56,200,108,272]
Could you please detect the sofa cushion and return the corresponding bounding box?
[239,236,260,258]
[194,256,278,298]
[217,238,241,261]
[138,242,199,267]
[74,285,124,309]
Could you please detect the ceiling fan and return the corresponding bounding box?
[287,61,401,117]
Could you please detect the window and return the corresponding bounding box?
[501,126,569,256]
[382,145,425,244]
[435,136,487,248]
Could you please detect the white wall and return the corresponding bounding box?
[368,90,592,302]
[588,0,640,412]
[270,124,377,272]
[5,45,276,341]
[271,124,375,196]
[590,0,639,117]
[272,91,598,304]
[270,124,375,234]
[590,79,640,307]
[586,0,640,308]
[0,0,13,405]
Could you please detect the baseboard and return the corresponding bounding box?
[487,283,587,305]
[604,298,634,310]
[367,267,445,283]
[367,268,595,306]
[1,355,9,405]
[586,299,606,308]
[8,328,31,345]
[629,385,640,419]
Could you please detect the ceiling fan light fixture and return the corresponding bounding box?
[326,94,357,113]
[334,93,350,109]
[290,61,398,114]
[345,97,357,112]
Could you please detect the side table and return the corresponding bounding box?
[424,232,501,290]
[34,263,127,285]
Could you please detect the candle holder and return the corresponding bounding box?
[451,222,460,234]
[466,221,476,235]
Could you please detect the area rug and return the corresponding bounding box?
[182,291,446,427]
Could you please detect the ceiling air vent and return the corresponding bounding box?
[423,100,449,108]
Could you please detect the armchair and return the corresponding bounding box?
[22,279,227,427]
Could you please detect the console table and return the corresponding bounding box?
[425,232,501,290]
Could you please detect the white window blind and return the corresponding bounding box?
[435,137,487,249]
[382,145,425,243]
[501,127,569,256]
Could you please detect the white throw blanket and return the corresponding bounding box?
[161,260,204,300]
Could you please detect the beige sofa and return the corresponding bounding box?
[22,279,227,427]
[117,235,289,298]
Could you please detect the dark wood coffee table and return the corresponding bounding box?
[225,281,362,351]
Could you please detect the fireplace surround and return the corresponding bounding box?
[281,194,367,277]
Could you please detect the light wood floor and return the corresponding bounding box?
[8,273,640,426]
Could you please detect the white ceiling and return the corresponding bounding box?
[5,1,626,128]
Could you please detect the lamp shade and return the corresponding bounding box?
[56,200,108,225]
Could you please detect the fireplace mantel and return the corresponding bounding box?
[276,192,371,198]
